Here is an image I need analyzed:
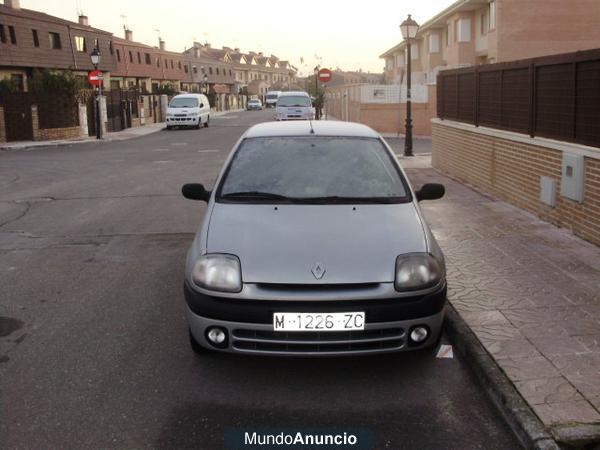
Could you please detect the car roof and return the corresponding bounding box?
[243,121,381,139]
[277,91,309,97]
[173,93,203,98]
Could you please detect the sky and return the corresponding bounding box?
[18,0,457,76]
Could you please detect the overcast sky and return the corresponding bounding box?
[20,0,456,76]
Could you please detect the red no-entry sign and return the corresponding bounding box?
[318,68,332,83]
[88,70,103,87]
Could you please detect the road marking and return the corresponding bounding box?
[153,160,172,164]
[172,142,188,146]
[216,115,238,120]
[436,344,454,359]
[197,149,220,153]
[152,148,170,152]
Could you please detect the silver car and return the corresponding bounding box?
[182,121,446,356]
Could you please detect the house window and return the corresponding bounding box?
[137,52,141,63]
[489,1,496,29]
[229,69,232,76]
[178,61,181,69]
[201,67,205,74]
[32,29,39,47]
[164,58,167,68]
[75,36,86,52]
[446,24,451,46]
[171,60,174,69]
[429,33,439,53]
[11,74,24,91]
[48,32,61,49]
[145,53,151,64]
[216,67,220,75]
[480,11,489,35]
[116,49,121,62]
[456,18,471,42]
[193,65,197,74]
[129,50,133,62]
[209,67,213,74]
[156,58,160,67]
[8,25,16,44]
[93,38,98,49]
[0,25,6,44]
[109,40,113,54]
[184,65,189,73]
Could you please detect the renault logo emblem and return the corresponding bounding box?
[311,262,326,280]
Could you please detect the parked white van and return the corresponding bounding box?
[166,94,210,130]
[275,91,314,120]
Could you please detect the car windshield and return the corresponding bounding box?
[249,100,259,103]
[277,96,311,107]
[169,97,199,108]
[218,137,409,203]
[266,94,278,99]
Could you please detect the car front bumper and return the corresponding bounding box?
[184,281,446,356]
[166,116,200,125]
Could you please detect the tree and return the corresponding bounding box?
[0,78,18,96]
[29,69,84,98]
[306,74,325,120]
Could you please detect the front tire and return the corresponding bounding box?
[204,116,210,128]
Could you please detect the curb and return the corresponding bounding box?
[444,305,561,450]
[0,109,244,152]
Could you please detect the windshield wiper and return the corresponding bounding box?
[296,196,400,204]
[220,191,293,202]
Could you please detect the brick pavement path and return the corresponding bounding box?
[402,155,600,433]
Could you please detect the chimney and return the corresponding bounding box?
[258,52,263,56]
[4,0,21,8]
[234,47,240,53]
[193,47,200,58]
[78,15,89,26]
[205,42,211,49]
[125,29,133,41]
[159,39,165,51]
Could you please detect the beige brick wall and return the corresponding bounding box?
[432,121,600,245]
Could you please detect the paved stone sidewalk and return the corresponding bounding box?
[401,155,600,440]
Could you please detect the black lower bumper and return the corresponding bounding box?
[184,282,446,324]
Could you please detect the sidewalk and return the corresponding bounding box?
[401,155,600,447]
[0,109,244,152]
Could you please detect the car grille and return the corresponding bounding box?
[174,114,187,117]
[231,328,405,354]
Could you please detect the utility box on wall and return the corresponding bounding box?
[560,153,585,202]
[540,176,556,207]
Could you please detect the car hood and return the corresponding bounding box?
[206,203,426,284]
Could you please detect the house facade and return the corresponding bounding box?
[381,0,600,86]
[0,0,297,94]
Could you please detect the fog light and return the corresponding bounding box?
[410,326,429,343]
[206,327,227,347]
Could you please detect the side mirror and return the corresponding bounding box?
[199,103,204,108]
[182,183,211,202]
[416,183,445,202]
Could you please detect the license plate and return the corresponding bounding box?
[273,312,365,332]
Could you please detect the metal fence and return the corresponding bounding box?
[437,48,600,148]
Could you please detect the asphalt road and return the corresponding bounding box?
[0,111,521,449]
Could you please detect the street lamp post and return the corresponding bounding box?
[203,74,208,94]
[90,48,102,139]
[400,14,419,156]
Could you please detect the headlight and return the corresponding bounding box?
[394,253,443,291]
[192,254,242,293]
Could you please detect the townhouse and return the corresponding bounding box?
[0,0,297,94]
[0,1,116,91]
[381,0,600,86]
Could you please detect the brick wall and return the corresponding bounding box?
[31,105,85,142]
[432,119,600,245]
[0,107,6,143]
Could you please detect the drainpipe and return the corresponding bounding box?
[66,25,78,70]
